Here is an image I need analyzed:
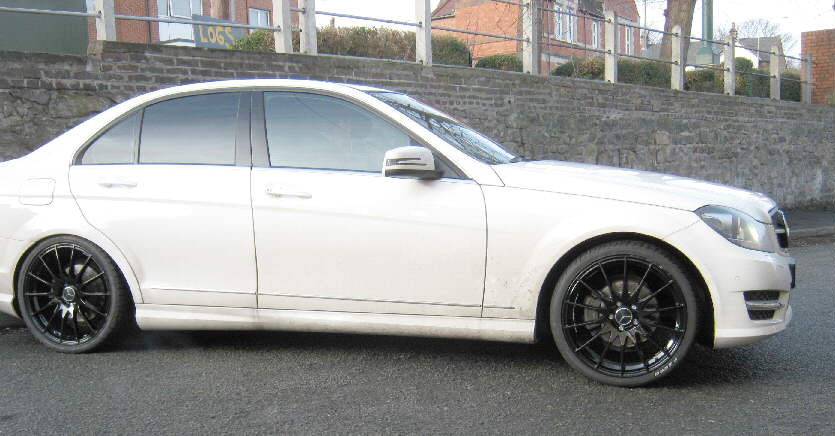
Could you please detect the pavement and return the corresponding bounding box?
[0,239,831,434]
[1,209,832,331]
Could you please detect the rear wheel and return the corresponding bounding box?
[16,236,133,353]
[550,241,698,387]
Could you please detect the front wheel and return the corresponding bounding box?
[550,241,699,387]
[16,236,133,353]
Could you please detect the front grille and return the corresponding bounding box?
[743,290,783,321]
[748,310,776,320]
[771,209,790,249]
[744,291,780,301]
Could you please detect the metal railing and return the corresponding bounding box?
[0,0,816,103]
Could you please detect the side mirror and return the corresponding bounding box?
[382,146,442,180]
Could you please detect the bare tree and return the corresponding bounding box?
[715,19,796,54]
[659,0,697,62]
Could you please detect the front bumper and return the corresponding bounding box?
[664,220,795,349]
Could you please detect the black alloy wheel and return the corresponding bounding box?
[550,241,699,387]
[17,236,132,353]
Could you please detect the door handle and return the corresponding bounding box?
[98,179,138,188]
[265,185,312,199]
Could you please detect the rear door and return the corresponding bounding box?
[69,91,258,308]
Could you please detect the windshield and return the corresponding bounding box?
[368,91,520,165]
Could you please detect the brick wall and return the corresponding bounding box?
[802,29,835,106]
[1,41,834,208]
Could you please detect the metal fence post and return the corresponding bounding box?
[801,54,813,104]
[299,0,317,55]
[670,24,684,90]
[273,0,292,53]
[724,26,736,96]
[522,0,540,75]
[769,45,783,100]
[95,0,116,41]
[604,10,618,83]
[416,0,432,65]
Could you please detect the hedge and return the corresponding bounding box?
[552,56,801,101]
[474,54,523,72]
[229,27,471,66]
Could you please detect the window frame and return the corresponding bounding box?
[74,90,252,167]
[250,90,467,180]
[248,8,271,33]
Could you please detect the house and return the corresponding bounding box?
[801,29,835,105]
[83,0,298,48]
[738,37,782,70]
[430,0,642,72]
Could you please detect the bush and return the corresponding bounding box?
[229,28,472,66]
[780,70,801,102]
[685,68,722,93]
[551,57,669,88]
[551,57,604,80]
[475,54,523,72]
[432,35,472,66]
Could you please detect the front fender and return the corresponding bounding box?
[481,186,699,319]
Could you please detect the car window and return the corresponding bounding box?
[264,92,413,172]
[139,92,240,165]
[80,112,140,165]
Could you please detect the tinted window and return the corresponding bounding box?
[139,93,240,165]
[81,112,139,165]
[264,92,413,172]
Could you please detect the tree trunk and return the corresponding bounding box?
[659,0,696,63]
[211,0,231,20]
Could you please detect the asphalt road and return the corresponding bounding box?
[0,239,833,435]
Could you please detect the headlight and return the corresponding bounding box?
[696,205,776,252]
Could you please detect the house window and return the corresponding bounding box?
[158,0,203,44]
[249,8,271,32]
[592,20,600,48]
[553,3,576,42]
[625,27,634,55]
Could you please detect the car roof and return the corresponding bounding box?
[142,79,394,98]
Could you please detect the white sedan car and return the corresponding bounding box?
[0,79,794,386]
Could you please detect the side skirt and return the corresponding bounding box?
[135,304,536,344]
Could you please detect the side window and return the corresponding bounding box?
[264,92,413,172]
[81,112,139,165]
[139,93,240,165]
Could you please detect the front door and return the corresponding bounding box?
[251,91,486,316]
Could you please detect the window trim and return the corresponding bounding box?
[74,90,252,167]
[250,90,467,180]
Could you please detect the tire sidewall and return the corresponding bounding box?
[16,236,127,353]
[549,241,699,387]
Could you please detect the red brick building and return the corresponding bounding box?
[86,0,297,48]
[431,0,641,71]
[801,29,835,106]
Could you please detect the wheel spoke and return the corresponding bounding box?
[619,343,626,375]
[80,272,105,289]
[634,334,651,373]
[574,329,605,352]
[629,263,654,303]
[38,255,57,280]
[594,332,614,369]
[53,247,63,278]
[67,246,76,278]
[27,272,52,287]
[58,312,65,342]
[635,280,674,306]
[640,304,684,314]
[644,332,673,360]
[621,257,629,300]
[563,318,605,329]
[32,300,58,317]
[80,292,109,296]
[643,321,685,335]
[79,299,106,317]
[565,301,606,312]
[578,279,614,305]
[25,292,51,297]
[71,309,81,343]
[598,263,613,297]
[77,306,98,334]
[45,304,60,329]
[77,255,93,280]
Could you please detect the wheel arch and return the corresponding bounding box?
[11,233,143,317]
[534,232,714,347]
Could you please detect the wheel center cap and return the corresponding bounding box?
[614,307,634,326]
[62,286,77,303]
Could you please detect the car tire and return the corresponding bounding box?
[16,236,134,353]
[549,240,699,387]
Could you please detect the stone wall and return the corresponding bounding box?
[1,41,834,208]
